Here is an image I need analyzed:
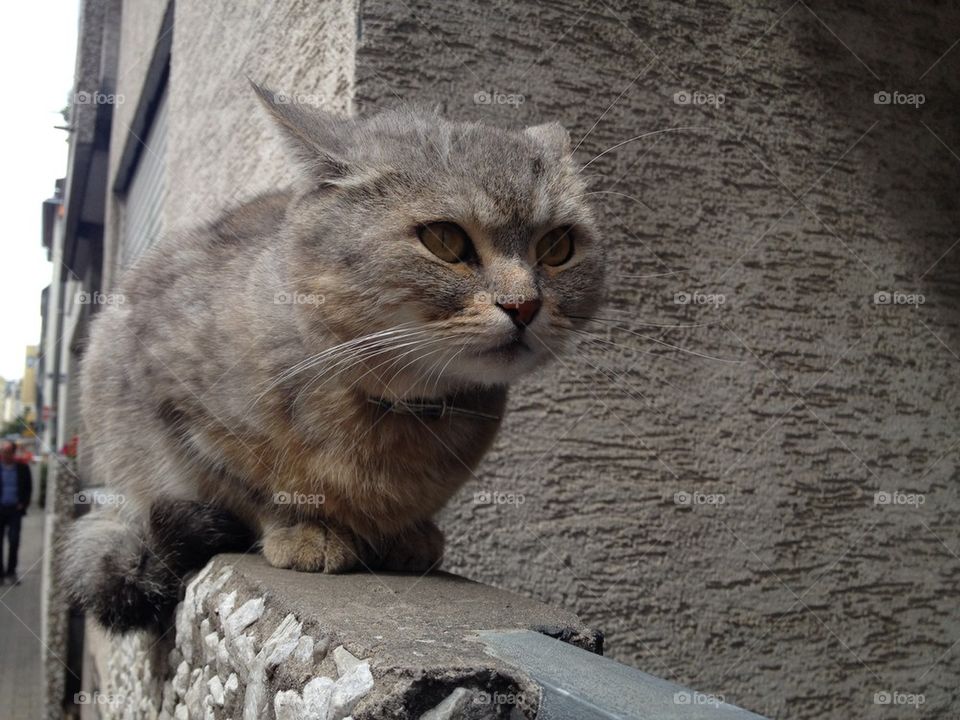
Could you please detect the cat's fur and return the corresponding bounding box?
[63,83,604,632]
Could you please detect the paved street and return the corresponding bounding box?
[0,511,46,719]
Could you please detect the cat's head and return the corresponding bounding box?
[255,84,605,394]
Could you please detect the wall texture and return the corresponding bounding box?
[353,2,960,718]
[108,1,960,718]
[164,0,356,231]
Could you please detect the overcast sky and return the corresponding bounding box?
[0,1,78,380]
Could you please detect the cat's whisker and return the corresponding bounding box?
[265,329,407,387]
[570,314,708,329]
[293,324,429,374]
[564,334,666,404]
[368,335,457,395]
[381,344,451,397]
[313,335,450,403]
[571,329,695,382]
[420,346,454,396]
[618,271,685,279]
[332,342,446,403]
[291,345,396,410]
[252,330,431,412]
[578,126,708,172]
[320,334,434,381]
[429,346,465,397]
[573,189,654,212]
[299,335,444,402]
[257,325,428,396]
[572,328,659,357]
[576,172,608,186]
[570,331,706,398]
[570,324,742,364]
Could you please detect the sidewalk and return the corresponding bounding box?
[0,511,46,718]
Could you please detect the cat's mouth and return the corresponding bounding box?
[478,336,531,358]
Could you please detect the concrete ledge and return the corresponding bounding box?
[81,554,767,719]
[81,554,601,719]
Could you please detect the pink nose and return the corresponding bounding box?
[497,298,542,328]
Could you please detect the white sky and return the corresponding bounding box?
[0,1,78,380]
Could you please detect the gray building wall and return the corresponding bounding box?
[98,1,960,718]
[164,0,356,231]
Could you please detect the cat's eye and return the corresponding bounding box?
[536,226,575,266]
[417,222,473,263]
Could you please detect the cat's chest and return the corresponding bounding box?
[339,400,502,473]
[291,388,505,455]
[268,402,503,533]
[261,385,507,509]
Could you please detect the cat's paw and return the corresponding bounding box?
[377,521,445,573]
[261,523,364,573]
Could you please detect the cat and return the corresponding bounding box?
[62,82,605,632]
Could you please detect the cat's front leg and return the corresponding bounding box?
[261,522,370,573]
[375,520,445,573]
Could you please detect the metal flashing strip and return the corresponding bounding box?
[478,630,769,720]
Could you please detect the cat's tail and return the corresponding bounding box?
[61,499,255,633]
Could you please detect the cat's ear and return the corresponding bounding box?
[525,122,572,157]
[250,80,353,186]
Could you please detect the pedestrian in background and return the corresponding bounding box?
[0,440,32,585]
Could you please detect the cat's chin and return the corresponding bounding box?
[446,347,548,388]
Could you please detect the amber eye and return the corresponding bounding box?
[536,226,575,266]
[417,222,473,263]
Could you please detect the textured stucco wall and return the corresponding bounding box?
[104,1,960,718]
[164,0,356,232]
[354,2,960,719]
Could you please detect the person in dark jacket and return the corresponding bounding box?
[0,440,32,585]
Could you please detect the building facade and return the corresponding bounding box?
[21,346,39,426]
[1,379,21,425]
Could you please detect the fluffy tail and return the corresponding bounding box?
[62,500,255,633]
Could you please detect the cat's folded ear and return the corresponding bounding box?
[525,122,572,158]
[250,80,354,187]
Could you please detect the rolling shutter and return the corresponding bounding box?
[121,88,168,269]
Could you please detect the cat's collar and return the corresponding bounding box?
[367,396,500,421]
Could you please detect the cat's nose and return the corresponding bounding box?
[497,298,542,329]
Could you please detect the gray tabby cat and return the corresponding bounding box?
[63,83,604,631]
